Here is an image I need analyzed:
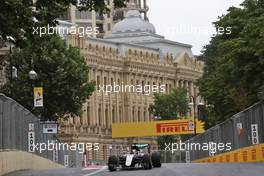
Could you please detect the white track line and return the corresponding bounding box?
[82,167,104,170]
[83,166,107,176]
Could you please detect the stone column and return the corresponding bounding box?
[175,80,178,88]
[95,69,100,126]
[107,71,111,128]
[143,0,147,20]
[102,70,106,127]
[115,72,119,123]
[91,10,97,37]
[70,5,76,24]
[82,102,88,125]
[92,68,97,126]
[190,81,194,96]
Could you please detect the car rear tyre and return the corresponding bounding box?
[151,152,162,168]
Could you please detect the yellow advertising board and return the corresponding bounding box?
[194,144,264,163]
[33,87,43,107]
[112,119,205,138]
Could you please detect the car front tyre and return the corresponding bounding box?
[142,155,152,170]
[108,155,118,172]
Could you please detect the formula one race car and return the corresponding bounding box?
[107,144,161,171]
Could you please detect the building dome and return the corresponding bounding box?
[112,9,156,34]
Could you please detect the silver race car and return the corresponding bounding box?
[108,144,161,171]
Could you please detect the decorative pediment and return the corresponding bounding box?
[174,52,204,71]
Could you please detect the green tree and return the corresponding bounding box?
[258,85,264,100]
[149,88,189,149]
[1,35,95,120]
[198,0,264,127]
[149,88,189,120]
[0,0,126,46]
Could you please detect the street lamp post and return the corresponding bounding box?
[189,96,197,135]
[29,70,38,80]
[189,95,205,135]
[6,37,18,97]
[29,69,38,108]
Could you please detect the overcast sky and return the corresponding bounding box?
[148,0,244,55]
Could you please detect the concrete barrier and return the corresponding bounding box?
[0,150,64,175]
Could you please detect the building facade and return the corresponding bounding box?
[60,0,149,38]
[59,7,204,162]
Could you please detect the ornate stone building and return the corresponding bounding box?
[59,6,204,162]
[60,0,148,38]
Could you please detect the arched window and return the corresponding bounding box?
[132,107,135,122]
[138,108,141,122]
[98,105,101,126]
[112,107,115,123]
[105,108,108,128]
[87,105,90,125]
[119,108,122,123]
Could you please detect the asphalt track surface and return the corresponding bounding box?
[6,163,264,176]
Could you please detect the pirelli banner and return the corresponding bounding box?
[112,119,205,138]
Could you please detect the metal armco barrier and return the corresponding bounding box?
[0,93,82,167]
[188,100,264,162]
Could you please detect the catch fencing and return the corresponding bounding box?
[188,100,264,161]
[0,93,82,167]
[159,150,186,163]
